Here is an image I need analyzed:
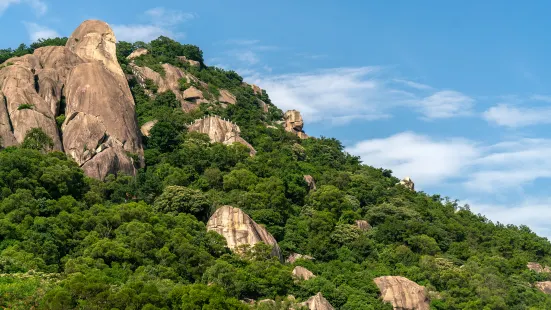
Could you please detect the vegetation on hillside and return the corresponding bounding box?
[1,36,551,309]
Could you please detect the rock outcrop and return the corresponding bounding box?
[127,48,148,60]
[284,110,308,139]
[398,177,415,191]
[187,116,256,155]
[206,205,282,260]
[218,89,236,105]
[528,262,551,273]
[0,20,143,179]
[304,175,317,191]
[63,21,143,179]
[178,56,200,68]
[300,292,334,310]
[140,120,158,137]
[286,253,314,264]
[292,266,316,280]
[129,63,201,111]
[536,282,551,294]
[355,220,372,231]
[374,276,430,310]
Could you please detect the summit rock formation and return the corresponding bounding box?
[206,205,282,260]
[0,20,143,179]
[284,109,308,139]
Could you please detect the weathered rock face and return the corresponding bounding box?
[286,253,314,264]
[187,116,256,155]
[300,292,335,310]
[292,266,316,280]
[0,52,67,150]
[374,276,430,310]
[127,48,148,60]
[250,84,262,95]
[206,205,282,260]
[140,120,158,137]
[218,89,236,105]
[355,220,372,231]
[304,175,317,191]
[398,177,415,191]
[536,281,551,294]
[66,20,125,81]
[0,20,144,180]
[177,56,201,68]
[528,262,551,273]
[284,109,308,139]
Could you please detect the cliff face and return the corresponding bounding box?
[0,20,143,179]
[206,205,282,260]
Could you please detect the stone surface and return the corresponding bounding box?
[398,177,415,191]
[304,175,317,191]
[284,109,308,139]
[528,262,551,273]
[374,276,430,310]
[66,20,126,81]
[206,205,282,259]
[140,120,158,137]
[63,62,142,179]
[183,86,204,101]
[250,84,262,95]
[218,89,236,104]
[127,48,148,60]
[292,266,316,280]
[355,220,372,231]
[536,282,551,295]
[178,56,201,68]
[286,253,314,264]
[0,20,144,179]
[187,116,256,156]
[300,292,335,310]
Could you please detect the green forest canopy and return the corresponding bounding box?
[1,36,551,310]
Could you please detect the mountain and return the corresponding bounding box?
[1,20,551,310]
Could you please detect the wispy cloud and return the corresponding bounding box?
[249,67,474,125]
[0,0,46,16]
[417,90,474,119]
[347,133,551,193]
[484,104,551,127]
[23,21,59,42]
[346,132,479,187]
[470,200,551,238]
[112,7,195,42]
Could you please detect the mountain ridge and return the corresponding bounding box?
[1,19,551,310]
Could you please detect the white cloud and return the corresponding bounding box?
[393,79,433,90]
[347,133,551,193]
[470,200,551,238]
[346,132,479,188]
[0,0,46,15]
[417,90,474,119]
[112,7,194,42]
[483,104,551,127]
[250,67,473,125]
[23,22,59,42]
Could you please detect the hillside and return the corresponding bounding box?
[1,20,551,310]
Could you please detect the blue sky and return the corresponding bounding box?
[3,0,551,237]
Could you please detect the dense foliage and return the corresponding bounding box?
[2,36,551,310]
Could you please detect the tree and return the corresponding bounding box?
[21,127,54,152]
[154,186,210,219]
